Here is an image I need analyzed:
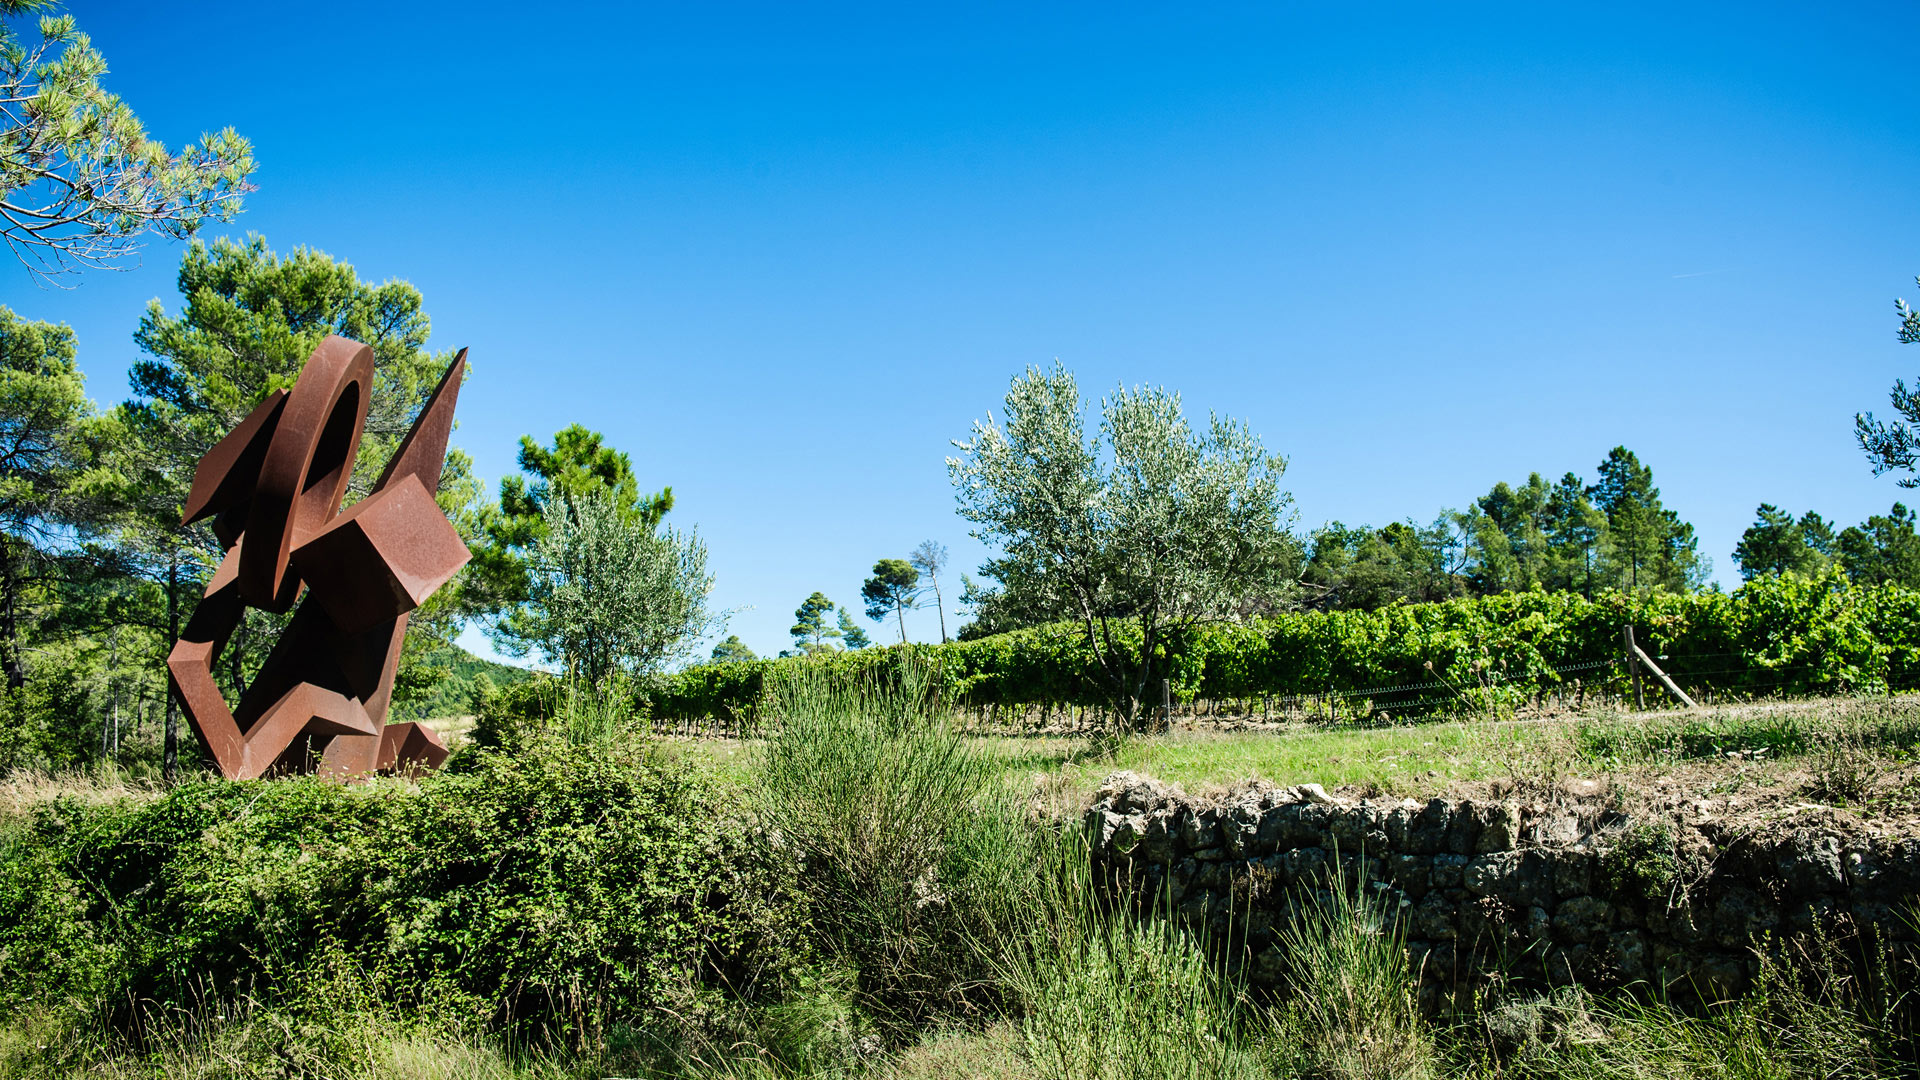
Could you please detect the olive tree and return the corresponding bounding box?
[948,363,1296,730]
[1857,275,1920,485]
[517,490,717,686]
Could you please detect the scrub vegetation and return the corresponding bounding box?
[3,673,1916,1079]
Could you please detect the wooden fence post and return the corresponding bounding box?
[1628,637,1699,710]
[1624,625,1646,710]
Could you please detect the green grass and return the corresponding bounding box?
[984,696,1920,804]
[666,696,1920,820]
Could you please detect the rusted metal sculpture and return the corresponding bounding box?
[167,336,471,780]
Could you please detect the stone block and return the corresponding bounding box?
[1410,891,1457,940]
[1554,895,1612,943]
[1777,831,1845,894]
[1447,800,1482,854]
[1180,812,1221,853]
[1474,803,1519,852]
[1608,930,1649,980]
[1407,799,1452,854]
[1432,853,1469,889]
[1552,849,1593,897]
[1389,853,1431,893]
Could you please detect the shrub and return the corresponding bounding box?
[469,672,561,751]
[1596,821,1684,907]
[0,736,802,1048]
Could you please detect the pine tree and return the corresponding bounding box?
[1587,447,1704,592]
[837,607,871,649]
[790,592,841,655]
[0,4,254,277]
[861,559,920,643]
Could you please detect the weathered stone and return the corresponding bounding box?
[1297,802,1339,849]
[1524,905,1553,943]
[1527,813,1583,848]
[1389,853,1431,893]
[1778,831,1845,894]
[1132,809,1176,863]
[1099,811,1138,855]
[1279,845,1331,886]
[1385,801,1419,849]
[1608,930,1648,980]
[1466,850,1553,908]
[1554,895,1612,943]
[1096,771,1181,815]
[1867,838,1920,897]
[1223,803,1262,858]
[1257,803,1315,851]
[1844,844,1879,887]
[1475,803,1520,852]
[1192,859,1231,892]
[1712,887,1778,948]
[1329,804,1389,853]
[1552,849,1593,897]
[1179,811,1221,853]
[1447,800,1482,854]
[1431,852,1469,889]
[1407,799,1452,854]
[1464,852,1518,897]
[1460,895,1514,942]
[1410,891,1457,939]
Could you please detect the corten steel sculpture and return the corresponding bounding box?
[167,335,471,780]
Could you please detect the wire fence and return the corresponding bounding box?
[641,644,1852,740]
[942,652,1834,736]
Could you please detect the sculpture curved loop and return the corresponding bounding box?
[167,335,471,781]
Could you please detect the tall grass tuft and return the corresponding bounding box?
[756,656,1025,1037]
[1269,867,1436,1080]
[994,835,1265,1080]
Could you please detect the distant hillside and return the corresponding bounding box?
[413,646,535,719]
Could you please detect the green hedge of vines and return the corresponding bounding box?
[641,570,1920,725]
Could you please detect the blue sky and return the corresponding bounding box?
[9,2,1920,661]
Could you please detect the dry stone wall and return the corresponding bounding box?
[1085,772,1920,998]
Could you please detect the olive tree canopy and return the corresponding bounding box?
[948,363,1296,729]
[517,490,717,686]
[1857,276,1920,486]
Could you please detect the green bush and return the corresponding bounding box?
[645,571,1920,725]
[0,737,803,1047]
[469,672,561,750]
[1269,872,1435,1080]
